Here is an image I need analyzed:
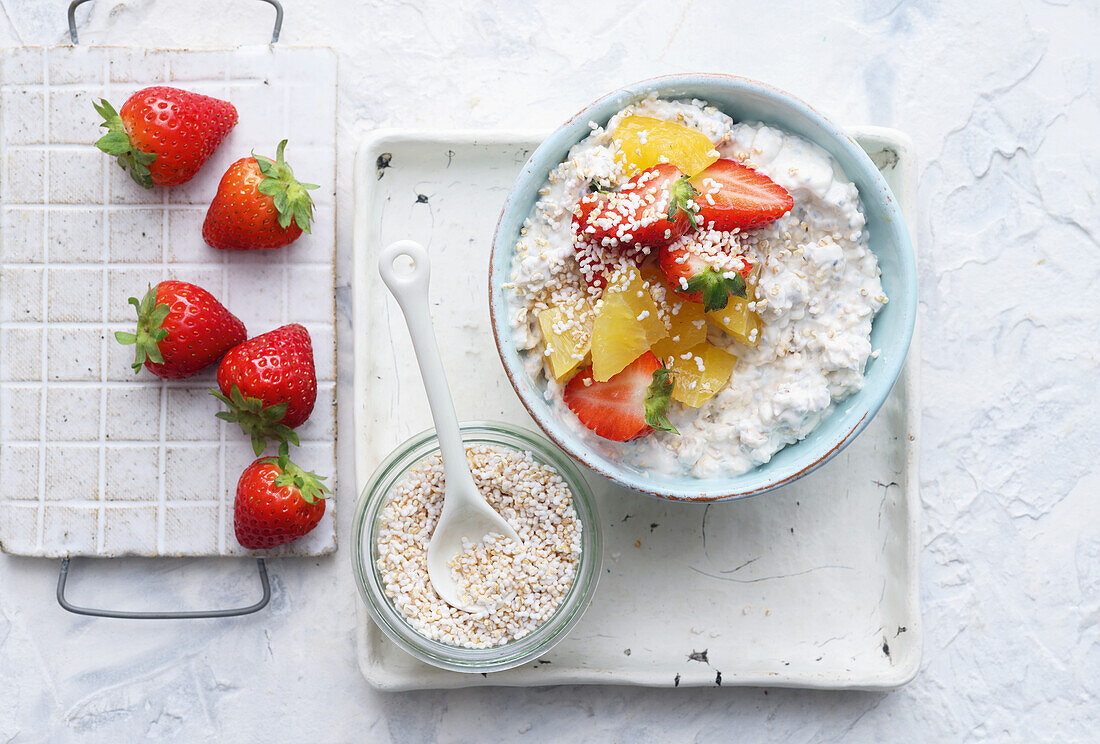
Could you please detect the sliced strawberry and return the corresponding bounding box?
[563,351,677,442]
[573,239,613,290]
[571,191,651,290]
[581,164,700,251]
[690,159,793,231]
[571,193,611,289]
[572,191,602,231]
[658,238,749,312]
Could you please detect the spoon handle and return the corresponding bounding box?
[378,241,473,488]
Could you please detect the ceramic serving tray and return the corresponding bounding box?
[351,127,920,689]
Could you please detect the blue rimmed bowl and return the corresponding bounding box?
[488,74,917,502]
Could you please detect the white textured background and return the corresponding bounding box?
[0,0,1097,741]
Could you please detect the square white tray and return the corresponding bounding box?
[0,46,338,558]
[352,127,920,689]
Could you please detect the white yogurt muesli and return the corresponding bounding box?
[507,96,886,478]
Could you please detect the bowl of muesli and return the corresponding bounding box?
[489,75,917,501]
[352,422,602,672]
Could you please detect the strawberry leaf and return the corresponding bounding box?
[684,267,747,312]
[644,366,678,435]
[250,430,267,457]
[254,139,317,234]
[115,284,171,372]
[271,456,331,505]
[666,176,701,231]
[211,385,301,452]
[94,98,156,189]
[259,401,289,422]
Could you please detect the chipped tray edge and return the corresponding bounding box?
[350,126,921,690]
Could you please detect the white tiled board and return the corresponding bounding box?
[0,46,337,557]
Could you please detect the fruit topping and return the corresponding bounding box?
[690,159,794,231]
[613,115,720,177]
[666,342,738,408]
[658,229,751,312]
[707,282,762,347]
[575,164,700,256]
[563,351,676,441]
[651,298,709,363]
[537,300,594,382]
[591,267,668,382]
[560,133,786,431]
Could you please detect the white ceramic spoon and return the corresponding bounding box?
[378,240,523,612]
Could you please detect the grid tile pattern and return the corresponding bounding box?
[0,46,338,557]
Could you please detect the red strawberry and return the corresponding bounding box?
[658,238,751,312]
[563,351,677,442]
[689,159,793,231]
[234,444,329,550]
[572,193,615,289]
[213,324,317,455]
[115,281,246,380]
[94,87,237,188]
[202,140,318,250]
[577,164,700,252]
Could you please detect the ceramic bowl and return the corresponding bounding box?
[488,74,917,502]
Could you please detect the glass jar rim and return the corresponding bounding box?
[351,421,603,672]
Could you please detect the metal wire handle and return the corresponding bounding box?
[67,0,284,44]
[57,557,271,619]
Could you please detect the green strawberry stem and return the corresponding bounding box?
[666,176,701,231]
[94,99,157,189]
[685,268,747,312]
[644,366,679,435]
[254,140,320,232]
[264,442,330,504]
[212,385,301,456]
[114,285,170,372]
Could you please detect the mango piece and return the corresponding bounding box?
[607,266,668,345]
[668,342,738,408]
[591,292,650,382]
[706,294,761,347]
[592,268,668,381]
[652,299,708,362]
[538,300,594,382]
[613,115,720,177]
[634,263,708,362]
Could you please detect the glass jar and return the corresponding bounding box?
[352,421,603,673]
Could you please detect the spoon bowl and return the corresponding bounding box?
[378,240,522,611]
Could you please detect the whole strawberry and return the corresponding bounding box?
[94,86,238,188]
[234,444,329,550]
[213,324,317,455]
[115,281,246,380]
[202,140,318,250]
